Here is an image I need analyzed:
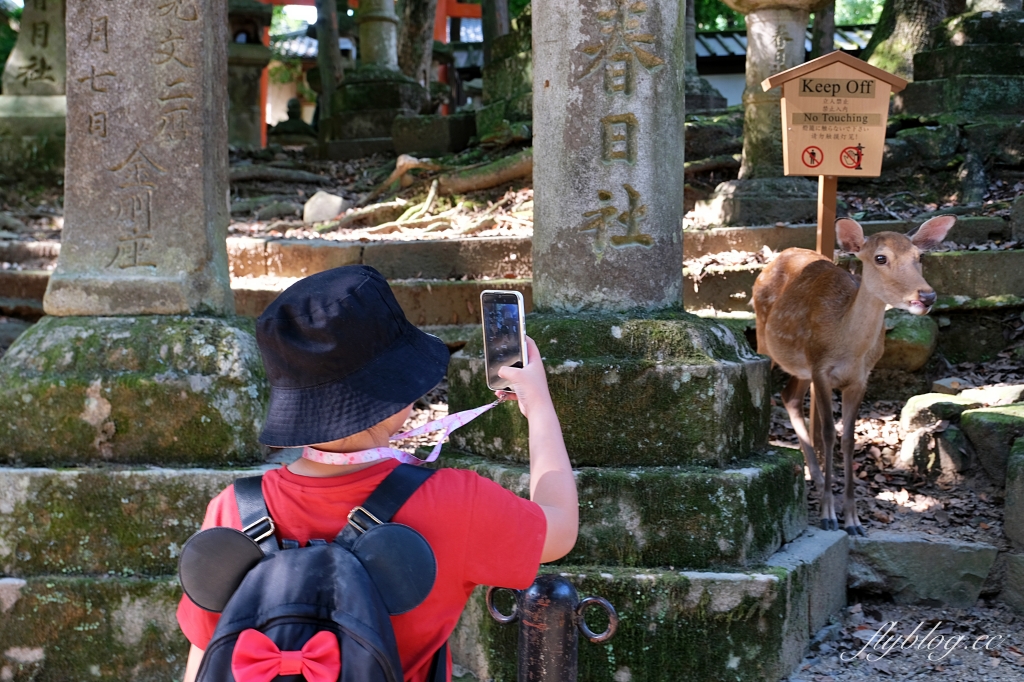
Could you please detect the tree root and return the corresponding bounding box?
[683,154,741,177]
[366,203,464,234]
[437,148,532,196]
[230,166,331,184]
[360,154,442,206]
[316,199,410,232]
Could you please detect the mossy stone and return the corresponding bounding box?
[895,125,961,160]
[1005,438,1024,549]
[331,66,427,113]
[454,566,803,682]
[960,404,1024,484]
[447,311,771,467]
[440,449,805,569]
[0,315,267,466]
[0,576,186,682]
[875,309,939,372]
[0,467,258,577]
[900,393,981,431]
[913,45,1024,81]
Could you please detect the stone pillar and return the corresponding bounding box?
[532,0,685,311]
[447,5,820,674]
[739,8,809,178]
[45,0,234,316]
[692,0,821,226]
[0,0,265,464]
[358,0,400,71]
[2,0,66,96]
[0,0,67,175]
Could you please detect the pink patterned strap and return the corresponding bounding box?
[302,397,504,467]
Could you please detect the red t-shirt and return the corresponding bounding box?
[176,460,546,682]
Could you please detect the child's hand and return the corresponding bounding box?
[496,337,553,420]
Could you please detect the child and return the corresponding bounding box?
[176,265,578,682]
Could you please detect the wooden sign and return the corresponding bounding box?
[762,52,907,178]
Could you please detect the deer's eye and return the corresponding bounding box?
[875,255,888,265]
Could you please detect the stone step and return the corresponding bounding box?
[233,276,534,326]
[448,312,773,467]
[452,528,849,682]
[0,575,186,681]
[2,217,1009,276]
[848,531,998,608]
[0,528,848,682]
[683,216,1011,259]
[0,449,803,576]
[0,268,533,327]
[0,466,263,577]
[685,249,1024,313]
[226,235,532,280]
[443,450,806,569]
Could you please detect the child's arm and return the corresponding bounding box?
[182,645,204,682]
[497,336,578,562]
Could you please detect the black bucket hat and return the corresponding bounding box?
[256,265,450,447]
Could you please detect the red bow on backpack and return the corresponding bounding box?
[231,629,341,682]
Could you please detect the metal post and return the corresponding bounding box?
[487,574,618,682]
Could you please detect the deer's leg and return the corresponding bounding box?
[812,373,838,531]
[781,376,823,488]
[840,384,867,536]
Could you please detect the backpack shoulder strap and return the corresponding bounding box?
[339,464,436,540]
[233,475,281,553]
[428,642,448,682]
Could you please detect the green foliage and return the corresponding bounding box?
[836,0,883,25]
[510,0,530,19]
[0,6,19,78]
[694,0,878,33]
[271,5,306,36]
[268,58,315,101]
[695,0,744,31]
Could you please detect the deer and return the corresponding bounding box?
[752,215,956,535]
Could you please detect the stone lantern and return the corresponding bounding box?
[693,0,825,226]
[318,0,428,159]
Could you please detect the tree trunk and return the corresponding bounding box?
[397,0,439,86]
[314,0,346,130]
[481,0,510,64]
[809,2,836,60]
[860,0,960,80]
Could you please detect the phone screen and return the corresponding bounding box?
[482,292,524,391]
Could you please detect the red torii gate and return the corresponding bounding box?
[256,0,481,142]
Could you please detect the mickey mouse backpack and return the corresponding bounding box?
[178,464,446,682]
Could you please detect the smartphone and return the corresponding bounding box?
[480,290,528,391]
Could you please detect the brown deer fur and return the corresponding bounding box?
[752,216,955,534]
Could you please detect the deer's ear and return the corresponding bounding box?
[911,215,956,249]
[836,218,865,253]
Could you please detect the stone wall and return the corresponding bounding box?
[475,6,532,139]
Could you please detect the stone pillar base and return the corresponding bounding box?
[0,96,66,175]
[447,311,771,467]
[685,73,729,112]
[693,177,819,227]
[0,315,267,465]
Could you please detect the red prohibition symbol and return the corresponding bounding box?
[840,144,864,170]
[802,146,823,168]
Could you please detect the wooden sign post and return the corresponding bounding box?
[760,52,907,455]
[761,51,907,259]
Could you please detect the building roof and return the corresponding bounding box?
[271,27,356,61]
[694,24,873,60]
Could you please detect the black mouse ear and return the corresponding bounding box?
[179,527,265,612]
[351,524,437,615]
